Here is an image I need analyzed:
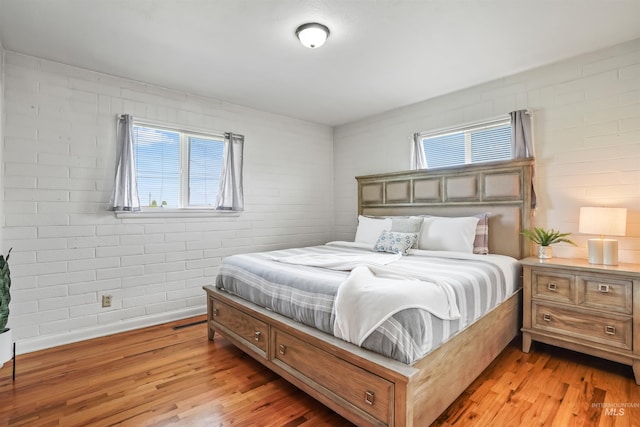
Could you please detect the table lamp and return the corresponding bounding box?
[578,207,627,265]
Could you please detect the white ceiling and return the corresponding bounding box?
[1,0,640,126]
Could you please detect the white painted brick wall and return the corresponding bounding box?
[3,52,334,353]
[0,46,4,250]
[334,38,640,263]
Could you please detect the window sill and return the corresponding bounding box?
[114,209,241,219]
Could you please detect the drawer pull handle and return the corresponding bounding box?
[212,308,219,317]
[279,344,287,356]
[254,331,261,342]
[547,282,557,291]
[598,284,610,293]
[364,391,375,406]
[605,325,616,335]
[543,313,552,322]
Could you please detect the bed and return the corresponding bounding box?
[203,158,534,426]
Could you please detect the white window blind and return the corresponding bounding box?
[132,123,225,209]
[423,133,465,168]
[188,136,224,207]
[420,118,512,168]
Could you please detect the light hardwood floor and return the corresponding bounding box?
[0,316,638,426]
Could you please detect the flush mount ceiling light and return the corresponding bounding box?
[295,22,330,49]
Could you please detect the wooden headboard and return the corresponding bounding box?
[356,158,534,259]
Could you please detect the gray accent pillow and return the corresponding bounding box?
[391,217,423,233]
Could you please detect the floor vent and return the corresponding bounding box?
[173,319,207,330]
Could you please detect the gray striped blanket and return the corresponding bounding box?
[216,242,520,364]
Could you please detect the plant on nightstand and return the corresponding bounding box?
[521,228,576,259]
[0,249,12,368]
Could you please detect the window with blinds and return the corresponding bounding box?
[420,118,512,168]
[133,124,225,208]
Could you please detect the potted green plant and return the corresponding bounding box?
[521,228,576,259]
[0,249,12,368]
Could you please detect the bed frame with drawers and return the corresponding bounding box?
[203,158,534,426]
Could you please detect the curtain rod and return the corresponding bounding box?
[115,114,229,138]
[417,110,532,139]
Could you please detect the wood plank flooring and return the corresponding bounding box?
[0,316,638,426]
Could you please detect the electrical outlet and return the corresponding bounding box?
[102,295,112,308]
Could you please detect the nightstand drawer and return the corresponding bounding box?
[532,271,573,303]
[579,276,632,314]
[532,302,632,351]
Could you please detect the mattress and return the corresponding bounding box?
[215,242,521,364]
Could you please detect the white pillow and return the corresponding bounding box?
[417,216,480,253]
[355,215,392,245]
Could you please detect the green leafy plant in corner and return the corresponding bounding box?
[0,248,12,332]
[521,227,576,247]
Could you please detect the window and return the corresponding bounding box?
[420,117,512,168]
[133,123,225,209]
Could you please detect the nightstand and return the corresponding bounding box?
[520,257,640,385]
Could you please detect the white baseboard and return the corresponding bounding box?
[16,306,207,355]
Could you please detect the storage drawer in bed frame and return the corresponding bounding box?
[208,294,395,426]
[210,299,269,358]
[272,327,394,424]
[204,285,521,427]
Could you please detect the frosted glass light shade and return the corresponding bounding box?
[296,23,330,49]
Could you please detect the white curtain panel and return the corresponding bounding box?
[216,132,245,211]
[108,114,141,212]
[510,110,536,208]
[511,110,534,158]
[411,132,427,170]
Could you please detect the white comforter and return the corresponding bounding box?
[274,243,463,346]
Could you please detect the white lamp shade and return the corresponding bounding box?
[579,207,627,237]
[296,23,330,49]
